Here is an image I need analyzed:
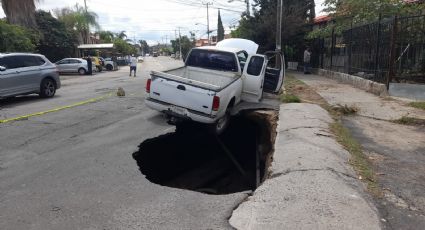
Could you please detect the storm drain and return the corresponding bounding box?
[132,111,278,195]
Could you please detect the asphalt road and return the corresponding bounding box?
[0,57,247,229]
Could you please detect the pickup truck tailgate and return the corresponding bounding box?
[149,75,215,115]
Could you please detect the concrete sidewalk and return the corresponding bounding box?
[290,72,425,229]
[292,72,425,121]
[230,104,381,230]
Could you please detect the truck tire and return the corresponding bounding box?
[211,109,231,135]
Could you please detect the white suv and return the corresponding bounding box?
[0,53,61,98]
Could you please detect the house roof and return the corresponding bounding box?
[314,15,332,24]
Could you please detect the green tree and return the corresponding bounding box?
[217,10,225,41]
[171,36,194,59]
[114,38,137,55]
[35,11,77,62]
[310,0,425,38]
[231,0,315,54]
[0,19,36,52]
[117,31,128,40]
[0,0,39,28]
[53,4,100,44]
[139,40,150,54]
[98,30,115,43]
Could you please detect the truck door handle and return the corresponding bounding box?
[177,85,186,91]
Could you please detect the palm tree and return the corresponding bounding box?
[97,30,115,43]
[117,31,128,40]
[54,4,99,44]
[1,0,40,28]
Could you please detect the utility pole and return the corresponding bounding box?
[179,27,182,60]
[165,35,169,47]
[275,0,283,68]
[276,0,283,52]
[206,3,211,45]
[84,0,89,44]
[84,0,88,13]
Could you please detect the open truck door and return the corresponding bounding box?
[263,51,285,94]
[241,54,268,102]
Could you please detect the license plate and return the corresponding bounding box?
[170,106,186,115]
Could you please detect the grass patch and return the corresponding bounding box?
[409,101,425,110]
[330,122,381,196]
[280,94,301,103]
[329,104,359,116]
[392,116,425,126]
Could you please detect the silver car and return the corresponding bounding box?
[0,53,61,98]
[56,58,88,75]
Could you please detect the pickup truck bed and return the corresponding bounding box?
[152,66,240,92]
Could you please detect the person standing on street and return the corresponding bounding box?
[86,55,93,75]
[304,47,312,74]
[129,54,137,77]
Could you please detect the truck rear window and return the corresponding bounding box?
[186,49,238,72]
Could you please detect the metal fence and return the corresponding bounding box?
[315,15,425,87]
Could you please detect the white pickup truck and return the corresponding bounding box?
[145,39,285,134]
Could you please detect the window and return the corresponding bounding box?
[0,56,20,69]
[186,49,238,72]
[247,56,264,76]
[57,59,70,65]
[10,56,45,68]
[32,56,46,66]
[69,60,80,64]
[237,51,248,70]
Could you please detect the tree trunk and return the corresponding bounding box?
[1,0,37,28]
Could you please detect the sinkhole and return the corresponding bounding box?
[132,111,278,195]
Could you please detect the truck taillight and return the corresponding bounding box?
[212,96,220,111]
[146,79,151,93]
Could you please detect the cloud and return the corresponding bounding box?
[0,0,328,42]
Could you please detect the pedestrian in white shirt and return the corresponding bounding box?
[129,54,138,77]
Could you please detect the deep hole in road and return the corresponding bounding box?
[132,111,278,195]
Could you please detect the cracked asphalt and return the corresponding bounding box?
[0,57,247,229]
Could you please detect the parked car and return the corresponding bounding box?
[104,57,118,71]
[56,58,88,75]
[0,53,61,98]
[145,38,285,134]
[137,56,144,62]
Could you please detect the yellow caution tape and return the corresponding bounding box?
[0,93,113,124]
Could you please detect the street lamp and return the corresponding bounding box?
[228,0,250,16]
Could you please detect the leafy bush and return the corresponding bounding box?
[35,11,77,62]
[0,19,36,52]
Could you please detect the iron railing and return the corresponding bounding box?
[315,15,425,87]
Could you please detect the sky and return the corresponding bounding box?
[0,0,327,45]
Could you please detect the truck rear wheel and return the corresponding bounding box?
[212,109,231,135]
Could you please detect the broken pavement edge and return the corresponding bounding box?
[229,103,382,230]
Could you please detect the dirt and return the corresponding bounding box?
[343,116,425,229]
[284,76,327,105]
[289,72,425,230]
